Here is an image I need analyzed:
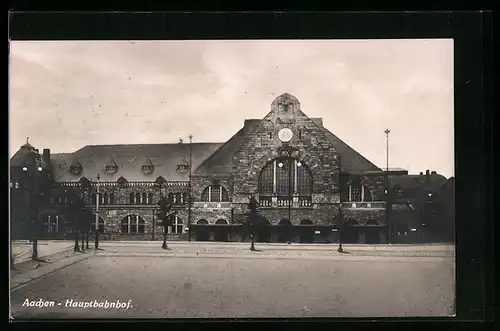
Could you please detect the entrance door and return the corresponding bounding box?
[298,227,314,243]
[256,226,271,243]
[341,226,358,243]
[365,228,380,244]
[214,228,229,242]
[277,226,294,243]
[196,227,210,241]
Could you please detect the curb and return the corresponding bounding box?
[93,252,454,262]
[10,251,94,292]
[13,247,75,267]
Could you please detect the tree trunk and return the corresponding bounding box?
[74,230,80,252]
[31,238,39,261]
[250,231,255,251]
[81,233,85,251]
[162,226,168,249]
[95,229,99,249]
[85,231,89,249]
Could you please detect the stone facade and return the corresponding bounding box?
[12,93,435,244]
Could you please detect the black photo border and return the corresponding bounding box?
[6,10,493,329]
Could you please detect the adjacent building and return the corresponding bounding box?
[9,93,453,244]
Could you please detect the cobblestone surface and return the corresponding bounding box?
[10,252,455,319]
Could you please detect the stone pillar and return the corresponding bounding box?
[271,196,278,208]
[357,229,366,244]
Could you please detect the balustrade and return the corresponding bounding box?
[259,195,313,208]
[341,201,386,209]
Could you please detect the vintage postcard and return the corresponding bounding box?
[9,39,455,318]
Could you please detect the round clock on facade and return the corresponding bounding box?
[278,128,294,142]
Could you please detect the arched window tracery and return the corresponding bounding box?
[258,158,313,197]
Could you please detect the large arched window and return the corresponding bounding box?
[258,158,313,196]
[121,215,145,234]
[201,185,229,202]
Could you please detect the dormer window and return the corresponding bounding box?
[142,165,154,174]
[105,157,118,175]
[176,157,189,175]
[69,160,82,176]
[141,158,155,175]
[106,165,117,174]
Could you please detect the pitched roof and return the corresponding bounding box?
[195,117,382,175]
[318,127,381,172]
[195,119,261,175]
[49,143,223,182]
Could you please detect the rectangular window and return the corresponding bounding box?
[129,193,135,204]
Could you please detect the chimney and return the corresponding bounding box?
[419,172,423,175]
[425,170,430,184]
[42,149,52,168]
[431,171,437,175]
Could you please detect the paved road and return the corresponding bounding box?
[10,253,455,319]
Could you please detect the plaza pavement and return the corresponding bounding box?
[10,241,455,319]
[11,240,75,265]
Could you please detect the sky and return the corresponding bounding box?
[9,39,454,178]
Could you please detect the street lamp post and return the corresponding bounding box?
[20,146,44,261]
[80,177,90,250]
[384,129,391,244]
[95,173,100,249]
[188,134,193,242]
[277,146,300,243]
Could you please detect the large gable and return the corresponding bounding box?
[196,116,381,175]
